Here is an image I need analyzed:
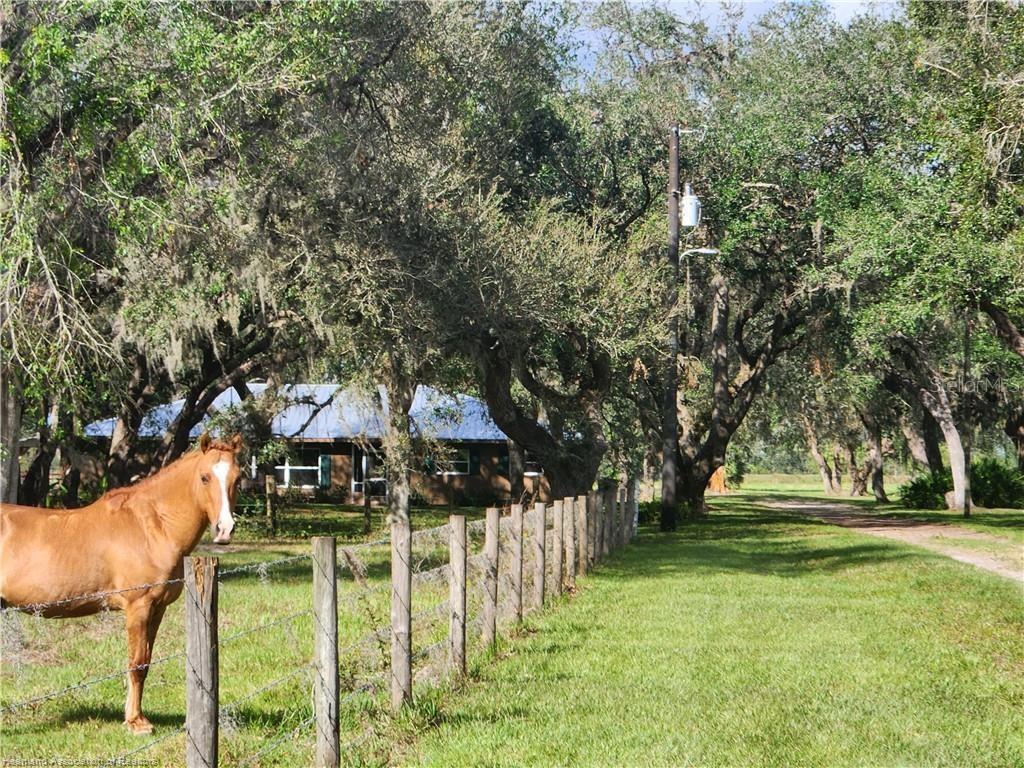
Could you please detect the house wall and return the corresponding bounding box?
[331,452,352,499]
[265,440,534,506]
[307,440,512,506]
[410,443,511,505]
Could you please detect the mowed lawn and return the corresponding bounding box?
[401,497,1024,768]
[3,487,1022,766]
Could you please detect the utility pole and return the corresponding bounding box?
[962,309,972,518]
[661,123,680,532]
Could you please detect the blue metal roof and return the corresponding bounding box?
[85,384,509,443]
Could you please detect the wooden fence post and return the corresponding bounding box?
[449,514,467,676]
[511,503,524,623]
[617,486,627,549]
[576,494,588,576]
[601,488,612,559]
[598,489,610,561]
[483,507,499,650]
[185,557,218,768]
[622,481,630,540]
[264,475,276,536]
[390,515,412,710]
[563,496,576,591]
[587,491,598,568]
[552,500,564,596]
[312,538,339,768]
[532,502,546,609]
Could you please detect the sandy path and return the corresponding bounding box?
[763,499,1023,584]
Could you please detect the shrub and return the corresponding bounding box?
[899,472,951,510]
[899,461,1024,510]
[970,458,1024,509]
[638,500,661,526]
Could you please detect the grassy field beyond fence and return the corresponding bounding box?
[3,487,1022,767]
[402,496,1024,767]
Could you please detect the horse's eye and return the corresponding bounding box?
[201,474,210,484]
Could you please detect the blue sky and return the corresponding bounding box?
[569,1,904,74]
[659,0,902,28]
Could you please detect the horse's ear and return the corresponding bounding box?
[199,432,212,453]
[230,433,243,451]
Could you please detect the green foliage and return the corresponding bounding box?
[637,499,661,526]
[901,460,1024,510]
[971,458,1024,510]
[725,455,748,488]
[899,472,952,510]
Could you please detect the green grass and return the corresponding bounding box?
[4,491,1022,766]
[0,506,468,767]
[399,498,1024,768]
[736,473,1024,544]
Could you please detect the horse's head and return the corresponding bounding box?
[195,432,243,545]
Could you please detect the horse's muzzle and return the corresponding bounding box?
[212,524,233,545]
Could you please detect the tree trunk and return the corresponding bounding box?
[843,444,868,497]
[671,272,797,517]
[913,385,967,510]
[887,343,968,509]
[678,458,714,518]
[20,399,58,507]
[676,441,724,519]
[1,368,22,504]
[831,446,844,491]
[921,411,944,475]
[900,411,930,470]
[938,417,968,510]
[508,439,525,502]
[860,412,888,503]
[980,298,1024,359]
[477,344,606,499]
[801,412,838,494]
[1005,412,1024,474]
[381,361,416,711]
[108,353,163,486]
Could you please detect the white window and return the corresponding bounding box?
[437,448,471,476]
[275,447,324,489]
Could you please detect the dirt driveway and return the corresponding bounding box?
[764,499,1023,584]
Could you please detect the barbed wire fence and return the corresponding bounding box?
[0,483,638,767]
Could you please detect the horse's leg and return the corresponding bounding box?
[124,601,163,734]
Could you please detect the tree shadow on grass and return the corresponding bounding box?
[611,515,920,580]
[876,509,1024,530]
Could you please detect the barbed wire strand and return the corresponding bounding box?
[0,577,184,616]
[1,651,185,715]
[221,663,313,716]
[218,553,312,580]
[237,712,316,767]
[219,610,311,646]
[109,724,186,763]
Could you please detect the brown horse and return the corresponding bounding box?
[0,433,242,734]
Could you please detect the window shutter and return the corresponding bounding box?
[468,447,481,476]
[318,454,332,489]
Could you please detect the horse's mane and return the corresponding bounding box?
[101,442,236,502]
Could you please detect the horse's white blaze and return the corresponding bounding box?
[212,460,234,539]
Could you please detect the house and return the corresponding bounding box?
[85,384,522,505]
